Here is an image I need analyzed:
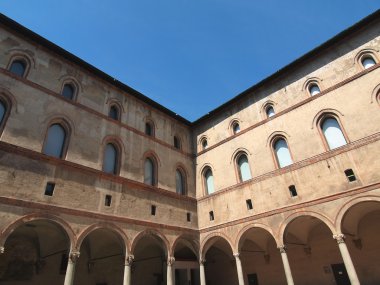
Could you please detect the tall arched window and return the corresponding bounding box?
[42,124,67,158]
[201,138,208,150]
[103,143,119,174]
[321,117,347,150]
[236,153,252,182]
[144,157,157,186]
[232,121,240,134]
[273,138,293,168]
[61,83,75,100]
[266,105,275,118]
[309,84,321,96]
[203,168,215,195]
[109,105,120,121]
[176,169,186,195]
[361,56,376,69]
[9,59,26,77]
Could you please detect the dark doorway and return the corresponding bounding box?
[247,273,259,285]
[331,263,351,285]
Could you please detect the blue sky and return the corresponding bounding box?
[0,1,378,121]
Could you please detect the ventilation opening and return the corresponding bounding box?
[44,182,55,196]
[187,212,191,222]
[151,205,156,216]
[246,199,253,210]
[209,211,214,221]
[344,169,356,182]
[289,185,298,197]
[105,195,112,206]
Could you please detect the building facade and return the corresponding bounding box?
[0,10,379,285]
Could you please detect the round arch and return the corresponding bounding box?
[0,213,75,250]
[200,232,234,258]
[171,234,199,258]
[278,211,336,245]
[131,228,170,256]
[76,222,130,254]
[334,195,380,234]
[234,223,278,252]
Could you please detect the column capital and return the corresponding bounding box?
[278,245,287,253]
[233,252,240,258]
[69,250,80,263]
[199,258,206,265]
[0,246,4,254]
[125,255,134,266]
[333,234,345,244]
[167,256,175,266]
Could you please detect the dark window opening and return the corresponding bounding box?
[145,122,153,136]
[174,136,181,149]
[187,212,191,222]
[151,205,156,216]
[109,105,119,121]
[9,60,26,77]
[44,182,55,196]
[344,169,356,182]
[60,253,68,274]
[246,199,253,210]
[209,211,214,221]
[105,195,112,206]
[201,139,208,150]
[289,185,298,197]
[62,84,75,100]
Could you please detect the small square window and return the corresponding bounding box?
[44,182,55,196]
[187,212,191,222]
[151,205,156,216]
[344,169,356,182]
[289,185,297,197]
[209,211,214,221]
[105,195,112,206]
[246,199,253,210]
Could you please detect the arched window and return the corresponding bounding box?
[273,138,293,168]
[309,84,321,96]
[0,100,6,126]
[103,143,119,174]
[266,105,275,118]
[232,122,240,134]
[176,169,186,195]
[109,105,120,121]
[145,122,154,137]
[61,83,75,100]
[236,153,252,182]
[174,136,181,149]
[144,158,157,186]
[9,59,26,77]
[321,117,347,150]
[201,138,208,150]
[203,168,214,194]
[42,124,67,158]
[361,56,376,69]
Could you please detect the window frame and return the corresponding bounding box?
[42,120,71,159]
[173,135,181,150]
[317,113,349,151]
[102,142,121,175]
[6,54,31,78]
[144,155,158,186]
[108,104,121,121]
[0,94,12,135]
[355,49,379,71]
[230,119,241,135]
[271,136,294,169]
[308,83,321,96]
[60,82,77,101]
[234,152,252,183]
[145,120,155,137]
[175,167,187,195]
[202,166,215,195]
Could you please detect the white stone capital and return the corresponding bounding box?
[199,258,206,265]
[167,256,175,266]
[125,255,134,266]
[278,245,287,253]
[233,252,240,259]
[69,250,80,263]
[0,246,4,254]
[333,234,346,244]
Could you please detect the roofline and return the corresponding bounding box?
[0,13,192,126]
[192,9,380,125]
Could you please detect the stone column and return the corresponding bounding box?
[278,246,294,285]
[167,256,175,285]
[123,255,134,285]
[233,252,245,285]
[64,250,80,285]
[200,258,206,285]
[333,234,360,285]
